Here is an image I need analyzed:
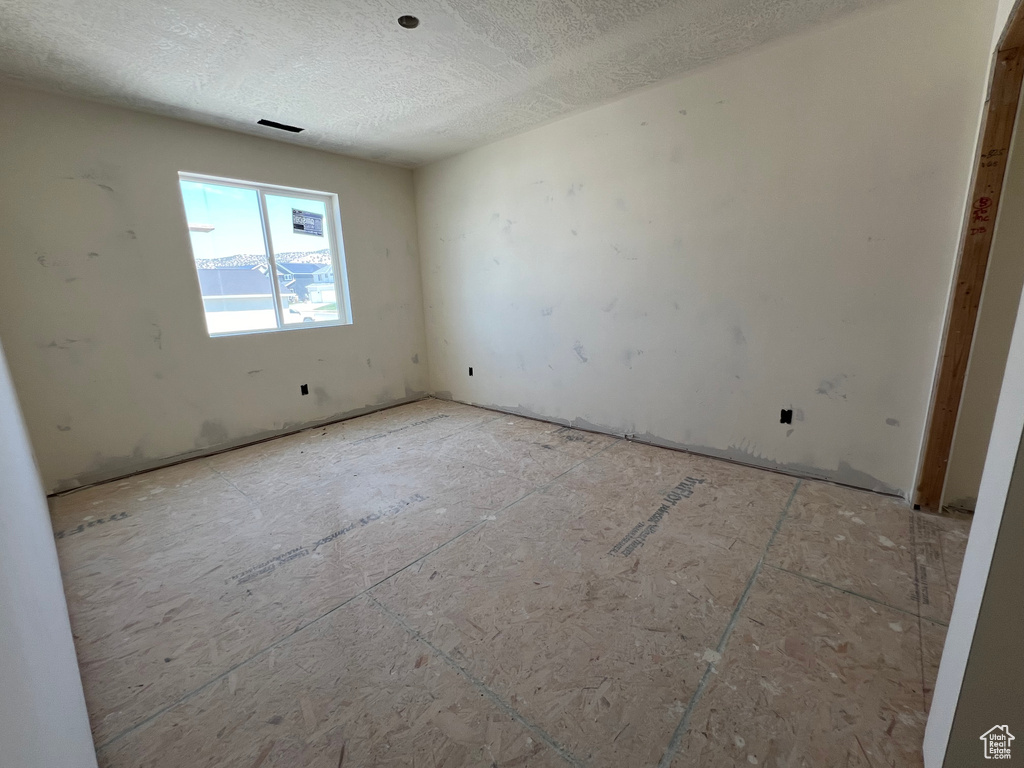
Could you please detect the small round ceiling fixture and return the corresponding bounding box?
[398,15,419,29]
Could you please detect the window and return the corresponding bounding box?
[177,173,351,336]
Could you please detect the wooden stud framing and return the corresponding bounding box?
[917,4,1024,510]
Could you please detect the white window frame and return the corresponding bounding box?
[177,171,353,337]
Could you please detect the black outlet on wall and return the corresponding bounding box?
[468,367,473,376]
[780,409,793,424]
[301,384,309,396]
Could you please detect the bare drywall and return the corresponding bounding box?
[944,96,1024,512]
[415,0,996,498]
[943,428,1024,764]
[924,249,1024,768]
[993,0,1020,47]
[0,81,428,493]
[0,338,97,768]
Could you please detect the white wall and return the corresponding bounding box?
[0,82,428,493]
[415,0,996,497]
[924,243,1024,767]
[944,95,1024,511]
[993,0,1019,47]
[0,338,97,768]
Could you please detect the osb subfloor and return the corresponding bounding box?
[50,398,969,767]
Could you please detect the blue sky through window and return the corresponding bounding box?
[180,180,330,261]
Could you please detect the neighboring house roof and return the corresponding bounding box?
[278,262,327,275]
[313,265,333,276]
[198,268,274,297]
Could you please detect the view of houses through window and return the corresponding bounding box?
[178,174,348,336]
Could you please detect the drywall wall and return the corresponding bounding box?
[0,81,428,493]
[415,0,996,496]
[944,96,1024,512]
[923,263,1024,767]
[943,429,1024,764]
[993,0,1019,47]
[0,338,97,768]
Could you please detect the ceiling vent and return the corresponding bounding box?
[257,119,304,133]
[397,15,419,29]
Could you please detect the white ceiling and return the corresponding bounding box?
[0,0,889,166]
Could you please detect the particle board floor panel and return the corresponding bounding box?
[48,399,971,767]
[669,568,933,768]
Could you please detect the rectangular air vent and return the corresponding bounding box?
[257,119,304,133]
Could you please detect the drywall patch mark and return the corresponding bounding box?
[42,338,82,351]
[52,395,429,493]
[150,323,162,350]
[57,425,71,432]
[616,199,628,211]
[366,358,372,368]
[541,307,554,317]
[624,349,644,369]
[247,369,263,375]
[411,354,420,364]
[196,420,229,449]
[87,252,100,259]
[572,342,589,363]
[679,109,687,115]
[603,298,618,313]
[786,429,794,437]
[567,183,583,197]
[124,230,137,240]
[793,409,805,422]
[571,229,578,236]
[461,399,902,496]
[886,418,900,427]
[816,374,849,399]
[731,326,746,345]
[65,277,79,283]
[314,387,330,407]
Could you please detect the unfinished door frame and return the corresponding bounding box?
[916,1,1024,511]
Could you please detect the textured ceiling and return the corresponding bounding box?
[0,0,890,166]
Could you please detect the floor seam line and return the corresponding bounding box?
[911,512,928,713]
[418,413,505,447]
[205,461,256,502]
[656,479,802,768]
[98,440,620,750]
[763,564,948,627]
[366,593,587,768]
[94,519,488,753]
[94,434,620,754]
